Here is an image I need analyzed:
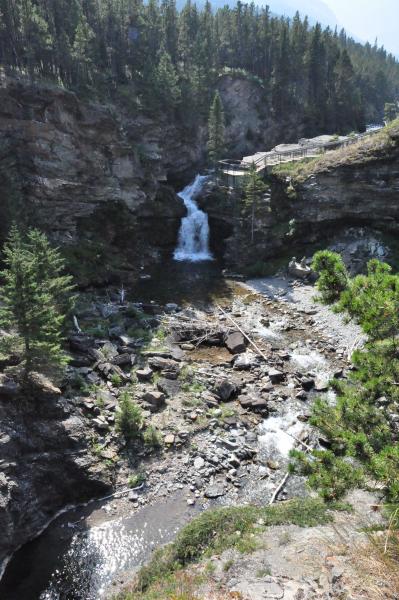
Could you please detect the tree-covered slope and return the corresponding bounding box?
[0,0,398,135]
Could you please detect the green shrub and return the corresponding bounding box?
[291,253,399,503]
[311,250,348,303]
[116,392,143,442]
[143,425,163,449]
[132,498,344,595]
[111,373,123,387]
[128,472,146,488]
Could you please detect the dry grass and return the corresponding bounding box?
[348,529,399,599]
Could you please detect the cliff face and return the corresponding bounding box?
[218,74,306,158]
[0,380,111,570]
[0,77,195,283]
[199,124,399,271]
[0,74,317,283]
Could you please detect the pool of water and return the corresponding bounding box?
[0,492,198,600]
[130,259,232,307]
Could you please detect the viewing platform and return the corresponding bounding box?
[219,125,383,187]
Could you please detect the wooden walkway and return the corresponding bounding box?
[219,125,383,182]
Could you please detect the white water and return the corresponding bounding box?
[174,175,213,262]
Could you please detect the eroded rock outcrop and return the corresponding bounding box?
[0,76,193,283]
[200,124,399,270]
[0,388,111,569]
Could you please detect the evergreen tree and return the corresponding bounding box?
[384,102,398,122]
[207,91,226,166]
[0,1,397,132]
[0,227,75,379]
[243,163,267,243]
[116,390,143,442]
[155,47,181,110]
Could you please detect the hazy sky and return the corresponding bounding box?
[323,0,399,56]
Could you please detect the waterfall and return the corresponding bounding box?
[173,175,213,262]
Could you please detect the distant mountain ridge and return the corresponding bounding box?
[175,0,342,29]
[266,0,339,27]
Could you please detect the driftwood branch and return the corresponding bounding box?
[269,432,313,505]
[216,304,269,361]
[269,472,290,505]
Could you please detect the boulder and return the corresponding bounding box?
[225,331,246,354]
[268,368,285,383]
[69,334,95,353]
[142,390,166,411]
[118,334,136,348]
[201,391,219,407]
[204,484,226,499]
[0,375,20,398]
[148,357,180,374]
[194,456,205,470]
[157,378,181,397]
[238,395,268,411]
[233,352,259,371]
[136,367,153,382]
[214,379,239,401]
[112,353,135,367]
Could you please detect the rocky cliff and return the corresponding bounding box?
[0,73,311,285]
[0,375,111,571]
[0,75,204,285]
[200,123,399,272]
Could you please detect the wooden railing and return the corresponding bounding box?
[219,126,384,176]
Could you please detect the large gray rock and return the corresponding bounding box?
[225,331,246,354]
[204,484,226,499]
[142,390,166,411]
[214,379,240,401]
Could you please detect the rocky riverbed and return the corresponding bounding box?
[0,272,363,599]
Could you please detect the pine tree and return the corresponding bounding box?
[72,12,95,84]
[155,47,181,110]
[0,227,75,379]
[116,390,143,442]
[207,91,226,166]
[243,163,267,243]
[384,102,398,123]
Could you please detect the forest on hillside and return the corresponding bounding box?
[0,0,399,136]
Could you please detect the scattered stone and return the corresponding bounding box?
[268,368,285,383]
[136,367,153,382]
[194,457,205,469]
[142,391,165,411]
[214,380,239,401]
[204,484,226,499]
[164,434,175,445]
[225,331,246,354]
[301,377,315,391]
[267,459,280,470]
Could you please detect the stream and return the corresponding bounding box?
[0,177,356,600]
